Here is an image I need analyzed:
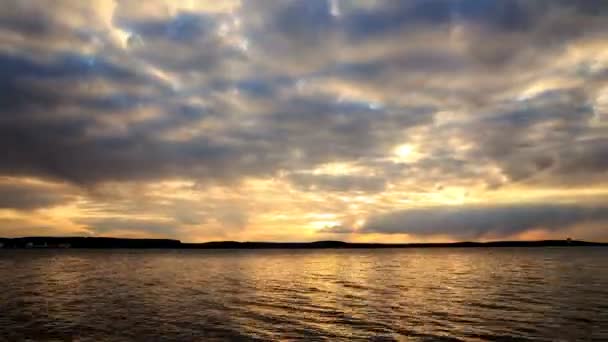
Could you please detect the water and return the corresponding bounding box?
[0,248,607,341]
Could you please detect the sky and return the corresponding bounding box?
[1,0,608,242]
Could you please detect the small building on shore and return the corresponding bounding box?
[23,241,70,248]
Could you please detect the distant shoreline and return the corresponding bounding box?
[0,237,606,249]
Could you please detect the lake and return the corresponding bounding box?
[1,248,607,341]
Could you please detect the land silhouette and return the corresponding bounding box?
[0,237,606,249]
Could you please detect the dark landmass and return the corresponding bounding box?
[0,237,606,249]
[0,237,181,249]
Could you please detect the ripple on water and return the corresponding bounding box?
[0,248,607,341]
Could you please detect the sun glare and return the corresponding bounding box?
[392,144,421,163]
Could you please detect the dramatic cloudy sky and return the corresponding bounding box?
[1,0,608,242]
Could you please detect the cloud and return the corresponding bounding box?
[0,218,72,237]
[0,181,75,210]
[2,0,606,189]
[335,203,608,240]
[2,1,608,240]
[288,173,386,193]
[79,217,177,237]
[455,90,607,186]
[114,11,246,74]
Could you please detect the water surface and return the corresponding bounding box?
[1,248,607,341]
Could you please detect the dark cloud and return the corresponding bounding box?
[558,138,608,176]
[269,100,432,161]
[329,204,608,239]
[0,0,92,44]
[0,50,255,185]
[459,90,604,185]
[0,51,164,113]
[346,1,608,55]
[241,0,337,70]
[2,1,605,191]
[116,12,216,42]
[115,10,246,74]
[242,0,608,75]
[0,182,74,210]
[345,1,534,38]
[0,6,350,187]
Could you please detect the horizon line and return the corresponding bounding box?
[1,236,607,248]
